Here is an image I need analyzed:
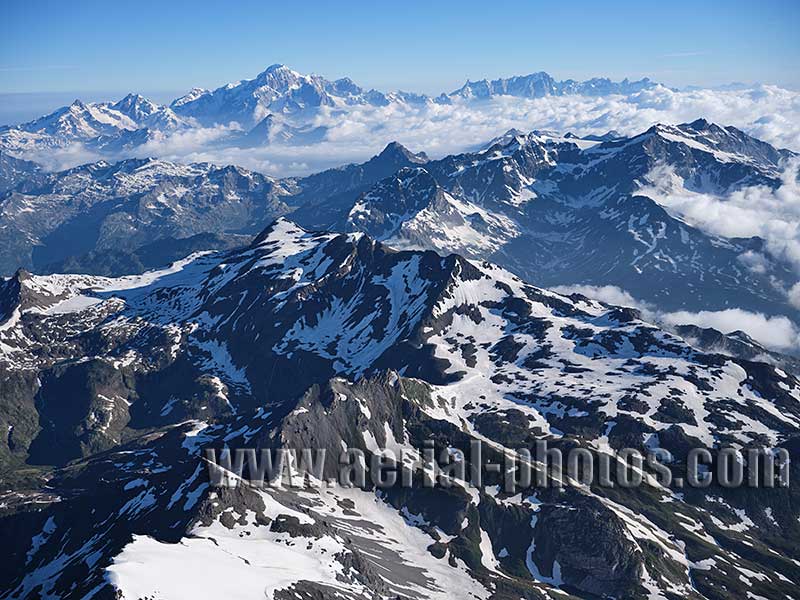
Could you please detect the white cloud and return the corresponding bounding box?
[26,142,103,172]
[787,283,800,310]
[553,284,800,352]
[550,284,653,311]
[659,309,800,352]
[737,250,771,275]
[137,124,236,156]
[638,159,800,273]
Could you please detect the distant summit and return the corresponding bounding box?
[450,72,658,99]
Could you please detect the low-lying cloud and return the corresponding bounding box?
[551,284,800,353]
[659,309,800,352]
[639,159,800,273]
[550,284,654,311]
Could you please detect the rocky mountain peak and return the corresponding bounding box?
[376,141,429,165]
[262,62,288,73]
[111,93,161,119]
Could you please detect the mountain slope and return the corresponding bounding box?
[0,219,798,598]
[0,158,292,274]
[170,64,395,127]
[0,152,43,194]
[316,122,798,320]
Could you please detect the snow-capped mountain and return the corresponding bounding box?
[110,93,160,119]
[0,158,291,274]
[0,141,431,276]
[169,63,396,127]
[0,65,666,158]
[16,96,184,137]
[0,94,191,156]
[449,72,658,100]
[1,219,798,598]
[12,99,137,139]
[168,65,660,128]
[342,166,522,258]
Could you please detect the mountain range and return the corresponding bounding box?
[1,219,798,598]
[298,120,796,320]
[0,65,662,157]
[2,119,796,324]
[0,157,291,275]
[450,72,656,100]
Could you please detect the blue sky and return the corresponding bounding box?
[2,0,798,100]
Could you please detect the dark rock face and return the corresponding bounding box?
[287,141,430,228]
[0,152,43,194]
[532,495,644,596]
[0,221,798,599]
[40,232,248,277]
